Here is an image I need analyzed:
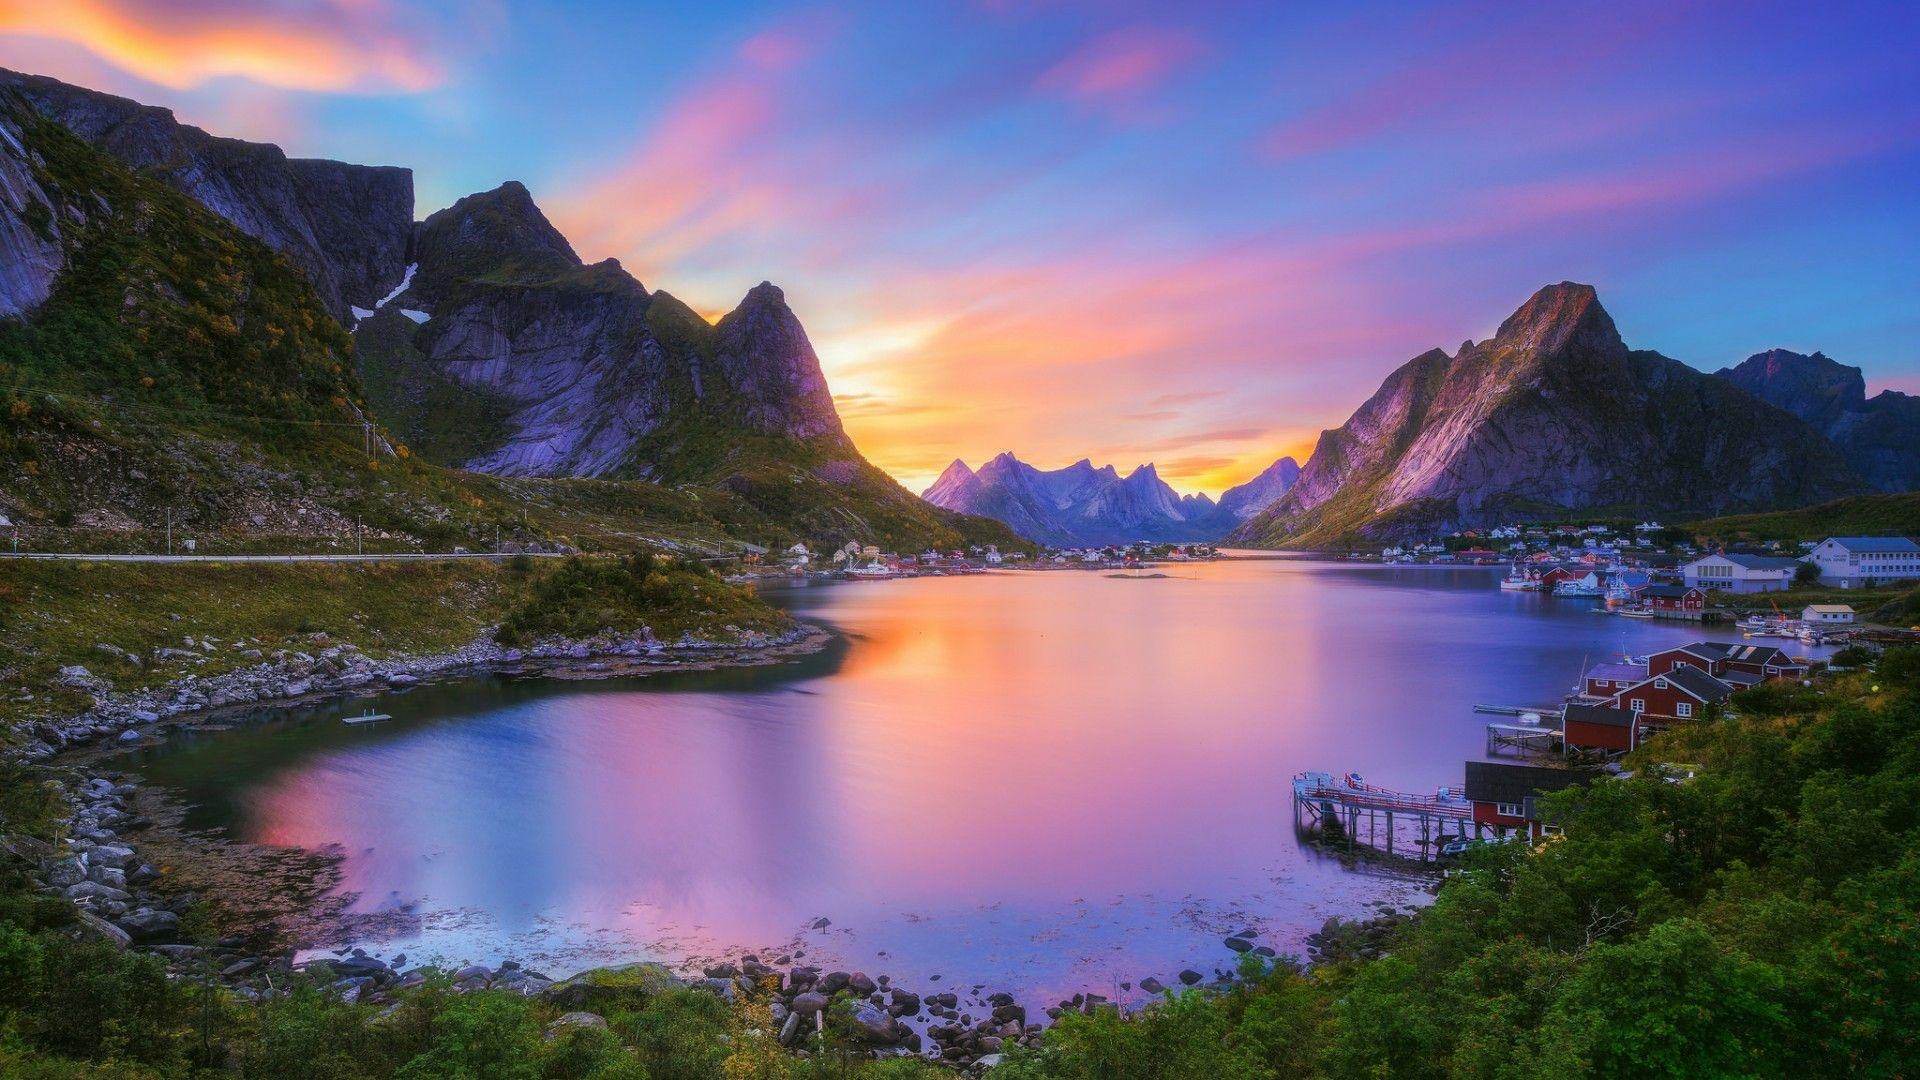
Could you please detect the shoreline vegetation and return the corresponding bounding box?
[4,564,1920,1076]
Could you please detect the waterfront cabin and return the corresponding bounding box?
[1647,642,1733,678]
[1611,665,1735,729]
[1681,553,1798,594]
[1642,585,1706,613]
[1563,703,1639,754]
[1463,762,1592,838]
[1805,536,1920,588]
[1802,604,1856,625]
[1538,566,1580,590]
[1581,661,1649,701]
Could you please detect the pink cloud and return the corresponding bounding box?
[1035,25,1201,106]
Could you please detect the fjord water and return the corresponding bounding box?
[133,560,1771,1000]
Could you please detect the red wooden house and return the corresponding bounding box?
[1642,585,1706,612]
[1463,762,1593,838]
[1563,702,1639,753]
[1612,665,1734,727]
[1538,566,1581,589]
[1581,661,1649,701]
[1647,642,1731,678]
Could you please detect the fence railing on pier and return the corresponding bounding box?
[1291,771,1484,860]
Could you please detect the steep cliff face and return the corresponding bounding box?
[0,68,413,321]
[0,112,61,316]
[713,282,849,447]
[922,452,1289,545]
[1716,349,1920,493]
[357,182,858,479]
[372,181,674,477]
[1228,283,1868,546]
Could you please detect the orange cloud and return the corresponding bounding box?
[0,0,444,93]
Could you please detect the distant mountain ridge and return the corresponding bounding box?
[1715,349,1920,493]
[1228,283,1868,547]
[923,452,1298,546]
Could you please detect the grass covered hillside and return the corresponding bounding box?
[0,555,792,731]
[1688,491,1920,545]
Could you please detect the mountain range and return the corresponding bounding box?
[0,68,1020,554]
[1226,283,1873,547]
[1715,349,1920,494]
[0,68,1908,556]
[923,453,1298,546]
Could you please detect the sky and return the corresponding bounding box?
[1,1,1916,496]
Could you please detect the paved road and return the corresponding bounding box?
[0,551,565,563]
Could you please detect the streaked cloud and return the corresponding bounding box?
[1034,25,1202,114]
[0,0,447,93]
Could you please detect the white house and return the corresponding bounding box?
[1804,537,1920,588]
[1682,553,1799,594]
[1802,604,1856,624]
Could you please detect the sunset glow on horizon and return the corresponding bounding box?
[6,0,1914,495]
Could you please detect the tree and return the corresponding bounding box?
[1793,561,1822,587]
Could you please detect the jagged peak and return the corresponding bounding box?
[937,458,975,480]
[419,179,580,274]
[1492,281,1623,356]
[1126,463,1160,480]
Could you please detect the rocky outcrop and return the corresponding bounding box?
[1229,283,1869,546]
[923,452,1286,545]
[0,112,62,316]
[0,67,413,321]
[1715,349,1920,493]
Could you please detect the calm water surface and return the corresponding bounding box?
[131,560,1806,1001]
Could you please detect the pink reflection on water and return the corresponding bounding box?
[219,561,1744,997]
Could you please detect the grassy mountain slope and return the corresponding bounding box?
[1687,492,1920,544]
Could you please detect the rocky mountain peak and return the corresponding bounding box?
[1717,348,1867,415]
[1217,456,1301,520]
[1492,281,1623,357]
[415,180,582,282]
[713,281,847,444]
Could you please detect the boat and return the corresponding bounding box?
[343,709,392,725]
[845,562,895,578]
[1499,566,1539,591]
[1616,609,1653,619]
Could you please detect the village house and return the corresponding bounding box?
[1804,536,1920,588]
[1641,584,1706,613]
[1613,665,1735,731]
[1580,660,1649,701]
[1463,762,1591,839]
[1563,702,1640,754]
[1803,604,1855,624]
[1681,553,1799,594]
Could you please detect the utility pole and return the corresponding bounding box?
[355,514,363,557]
[165,508,172,556]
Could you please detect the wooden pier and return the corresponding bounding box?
[1485,721,1562,756]
[1291,772,1481,859]
[1473,703,1564,719]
